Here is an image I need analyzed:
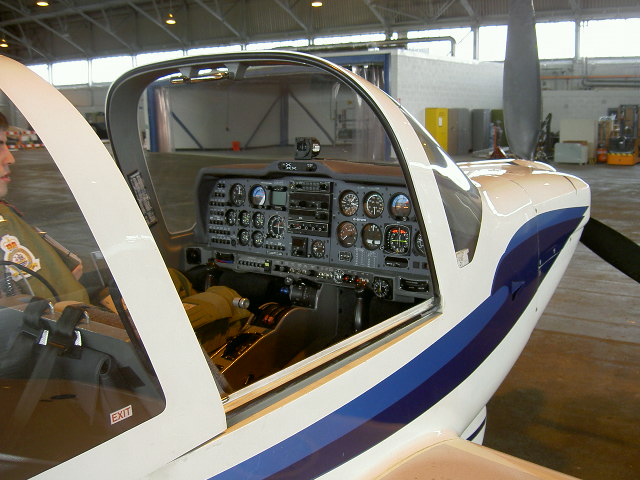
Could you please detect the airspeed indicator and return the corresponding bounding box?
[230,183,245,206]
[339,190,359,216]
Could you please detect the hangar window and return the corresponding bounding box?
[407,27,474,60]
[314,33,386,45]
[0,107,165,477]
[536,21,575,59]
[478,25,507,61]
[188,45,243,55]
[580,18,640,57]
[108,54,437,401]
[51,59,89,86]
[27,64,49,83]
[91,56,134,84]
[136,50,184,66]
[246,39,309,50]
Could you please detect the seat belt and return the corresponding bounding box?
[1,304,85,450]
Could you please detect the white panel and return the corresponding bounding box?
[391,51,503,126]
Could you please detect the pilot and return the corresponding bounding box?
[0,112,88,303]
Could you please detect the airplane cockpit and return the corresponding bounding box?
[0,52,485,477]
[107,52,481,393]
[188,156,432,390]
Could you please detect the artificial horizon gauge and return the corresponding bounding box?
[384,224,410,255]
[230,183,245,206]
[339,190,359,216]
[390,193,411,218]
[361,223,382,250]
[267,215,286,238]
[337,221,357,247]
[364,192,384,218]
[250,185,267,207]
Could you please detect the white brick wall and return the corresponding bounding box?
[543,89,640,133]
[390,50,504,124]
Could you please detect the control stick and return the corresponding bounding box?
[353,277,370,333]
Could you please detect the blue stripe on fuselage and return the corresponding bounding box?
[212,206,587,480]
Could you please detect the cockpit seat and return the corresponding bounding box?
[181,285,251,355]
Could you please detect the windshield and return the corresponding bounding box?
[105,54,438,398]
[139,62,395,233]
[399,106,482,264]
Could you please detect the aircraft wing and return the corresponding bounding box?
[377,438,577,480]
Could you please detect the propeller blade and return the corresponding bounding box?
[503,0,542,160]
[580,218,640,283]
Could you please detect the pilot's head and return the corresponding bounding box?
[0,112,15,198]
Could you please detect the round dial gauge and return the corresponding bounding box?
[250,185,267,207]
[311,240,325,258]
[230,183,245,206]
[267,215,286,238]
[372,278,391,299]
[252,230,265,247]
[390,193,411,218]
[362,223,382,251]
[239,210,251,227]
[225,209,237,226]
[339,190,359,216]
[415,232,426,256]
[384,224,411,255]
[337,221,358,248]
[238,229,250,246]
[252,212,265,228]
[364,192,384,218]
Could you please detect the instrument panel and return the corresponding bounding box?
[203,170,431,301]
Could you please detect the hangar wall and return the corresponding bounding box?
[58,86,109,115]
[542,89,640,132]
[388,50,504,124]
[1,54,636,151]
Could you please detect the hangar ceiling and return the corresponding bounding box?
[1,0,639,64]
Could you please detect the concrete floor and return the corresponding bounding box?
[5,149,640,478]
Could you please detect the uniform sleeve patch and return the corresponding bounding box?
[1,234,41,279]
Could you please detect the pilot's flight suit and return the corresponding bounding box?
[0,203,89,303]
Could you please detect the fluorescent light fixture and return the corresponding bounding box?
[36,1,50,6]
[311,1,323,7]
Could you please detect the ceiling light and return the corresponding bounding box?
[165,13,176,25]
[36,1,50,6]
[311,1,323,7]
[0,39,8,48]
